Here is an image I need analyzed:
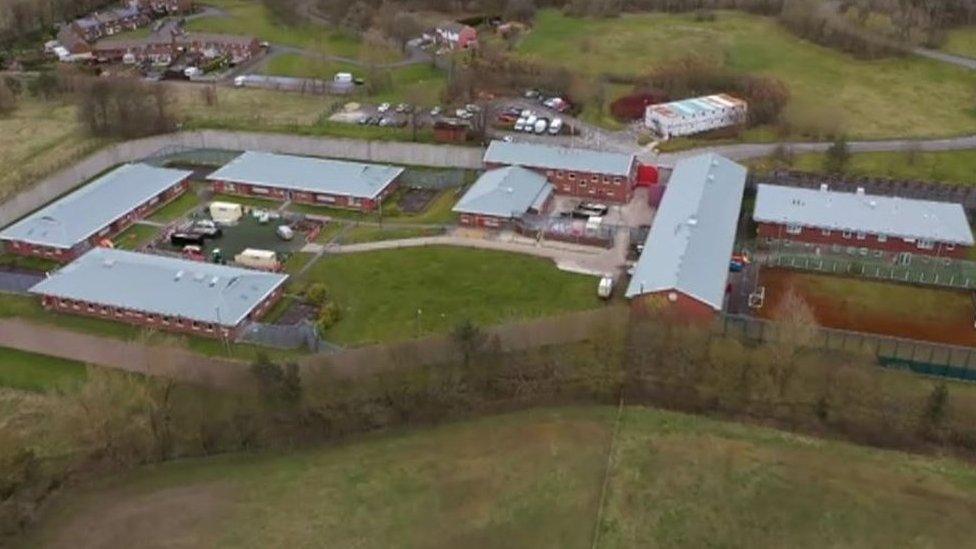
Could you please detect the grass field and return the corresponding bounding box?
[758,269,976,345]
[25,405,976,548]
[299,246,601,345]
[516,10,976,139]
[752,150,976,184]
[113,223,160,250]
[148,191,202,223]
[288,188,461,225]
[0,253,61,273]
[942,26,976,59]
[0,347,87,392]
[339,225,444,244]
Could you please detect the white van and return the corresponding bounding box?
[234,248,279,271]
[598,276,614,299]
[334,72,353,84]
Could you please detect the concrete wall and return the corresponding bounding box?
[0,130,485,227]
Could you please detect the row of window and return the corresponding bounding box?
[546,170,625,185]
[783,224,949,250]
[54,299,226,333]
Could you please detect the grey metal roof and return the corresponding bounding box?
[0,164,191,250]
[484,140,635,177]
[452,167,553,218]
[754,184,975,246]
[206,151,404,200]
[29,248,288,327]
[625,153,747,310]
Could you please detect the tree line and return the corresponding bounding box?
[0,0,116,47]
[3,301,976,540]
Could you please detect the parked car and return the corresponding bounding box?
[395,103,412,113]
[377,102,391,113]
[597,276,614,300]
[524,89,540,99]
[514,117,527,132]
[189,220,222,238]
[549,118,564,135]
[576,202,609,217]
[358,115,371,125]
[534,118,549,134]
[430,106,443,117]
[465,103,482,113]
[170,232,205,246]
[378,117,394,127]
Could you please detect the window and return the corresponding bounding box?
[947,243,956,251]
[251,186,269,195]
[917,239,935,250]
[856,232,866,240]
[821,228,831,236]
[316,194,336,203]
[579,181,587,188]
[842,230,853,239]
[786,224,802,235]
[591,175,598,182]
[568,173,576,180]
[877,234,888,243]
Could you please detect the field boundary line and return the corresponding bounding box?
[590,397,624,549]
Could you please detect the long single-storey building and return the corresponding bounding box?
[29,248,288,339]
[754,184,975,259]
[206,151,404,212]
[483,141,638,203]
[0,164,192,262]
[626,153,747,320]
[453,166,554,228]
[644,94,748,139]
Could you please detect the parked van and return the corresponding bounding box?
[334,72,353,84]
[597,276,614,300]
[234,248,279,271]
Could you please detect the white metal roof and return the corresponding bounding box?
[483,140,635,177]
[29,248,288,327]
[0,163,191,250]
[452,167,552,218]
[754,184,975,246]
[625,153,747,310]
[206,151,404,200]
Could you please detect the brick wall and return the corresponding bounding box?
[757,222,969,259]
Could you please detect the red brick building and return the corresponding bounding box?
[483,140,638,203]
[754,184,975,259]
[29,248,288,340]
[93,32,261,64]
[1,164,192,262]
[206,151,404,213]
[426,22,478,50]
[626,153,747,321]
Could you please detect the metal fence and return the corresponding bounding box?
[398,167,473,189]
[760,242,976,290]
[238,320,328,352]
[717,314,976,382]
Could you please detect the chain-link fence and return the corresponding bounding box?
[398,167,474,190]
[760,242,976,290]
[717,314,976,382]
[237,320,331,352]
[516,214,618,248]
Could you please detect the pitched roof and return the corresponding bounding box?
[0,164,191,250]
[625,153,747,310]
[484,140,635,177]
[753,184,975,246]
[29,248,288,327]
[452,167,552,218]
[206,151,404,200]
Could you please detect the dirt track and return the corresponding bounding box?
[758,268,976,347]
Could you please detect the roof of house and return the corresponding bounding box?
[206,151,404,199]
[0,164,191,250]
[646,94,747,120]
[483,140,635,177]
[625,153,747,310]
[96,31,256,50]
[452,167,553,219]
[30,248,288,327]
[753,184,975,246]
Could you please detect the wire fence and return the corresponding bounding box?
[760,242,976,291]
[717,314,976,382]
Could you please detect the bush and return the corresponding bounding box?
[317,301,342,331]
[305,283,330,305]
[610,91,668,122]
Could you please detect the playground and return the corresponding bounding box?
[757,268,976,347]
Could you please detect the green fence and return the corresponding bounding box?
[761,246,976,291]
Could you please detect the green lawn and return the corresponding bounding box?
[752,150,976,185]
[301,246,602,345]
[187,0,396,61]
[148,191,202,223]
[26,405,976,548]
[113,223,160,250]
[263,53,362,81]
[942,26,976,59]
[516,10,976,139]
[0,347,87,392]
[288,188,461,225]
[339,225,444,244]
[0,253,61,273]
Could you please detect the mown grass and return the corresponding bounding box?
[339,224,444,244]
[26,405,976,548]
[0,347,87,392]
[516,9,976,139]
[0,253,61,273]
[304,246,602,345]
[751,150,976,185]
[113,223,160,250]
[148,191,202,223]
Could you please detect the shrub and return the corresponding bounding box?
[305,283,330,305]
[317,301,342,331]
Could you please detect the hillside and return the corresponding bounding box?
[22,406,976,548]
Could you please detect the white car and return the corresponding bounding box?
[514,117,527,132]
[465,103,482,113]
[534,118,548,134]
[378,103,391,113]
[430,106,442,117]
[523,114,538,132]
[548,118,563,135]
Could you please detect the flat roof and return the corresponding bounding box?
[483,141,635,177]
[754,184,975,246]
[626,153,747,310]
[0,163,191,250]
[206,151,404,200]
[647,94,746,120]
[452,167,553,219]
[30,248,288,327]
